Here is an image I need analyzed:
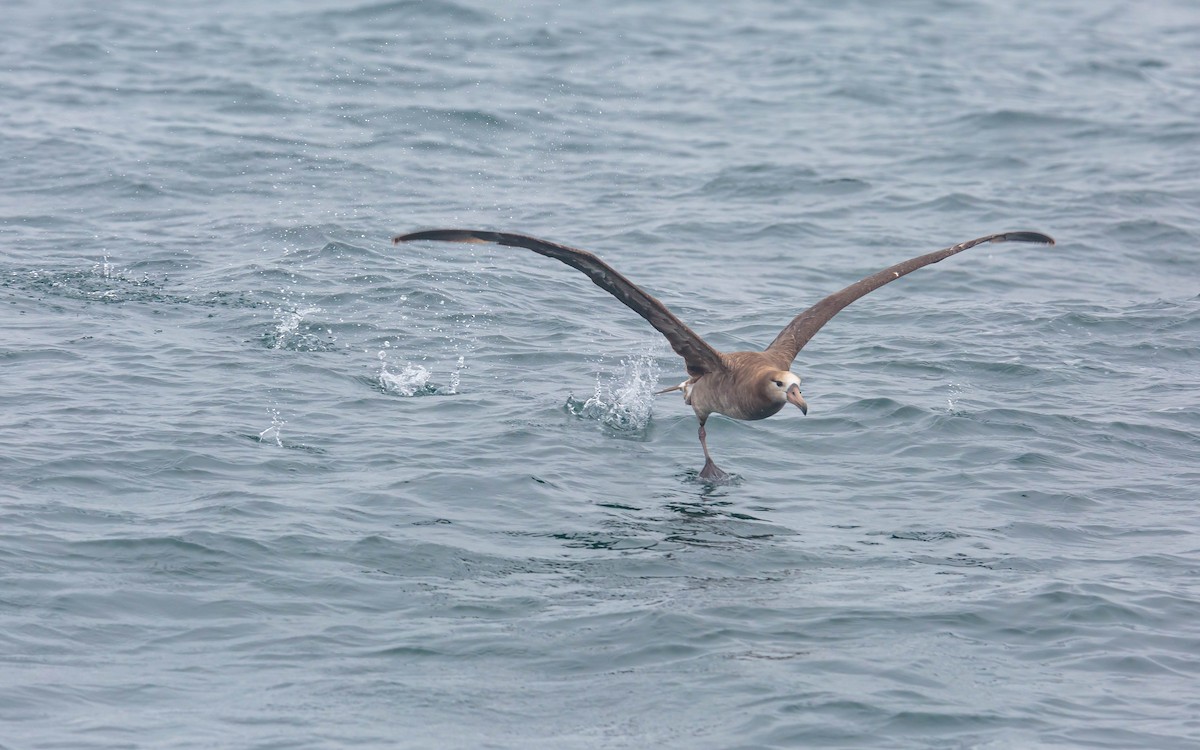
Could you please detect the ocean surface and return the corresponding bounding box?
[3,0,1199,747]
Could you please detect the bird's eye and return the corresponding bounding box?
[773,380,783,387]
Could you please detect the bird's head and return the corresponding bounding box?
[765,371,808,415]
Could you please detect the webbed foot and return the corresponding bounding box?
[698,458,730,482]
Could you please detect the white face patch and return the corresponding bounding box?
[769,372,802,399]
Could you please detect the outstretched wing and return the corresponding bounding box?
[764,231,1055,366]
[393,229,727,378]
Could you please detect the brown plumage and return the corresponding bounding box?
[393,229,1055,480]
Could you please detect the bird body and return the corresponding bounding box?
[393,229,1054,480]
[671,352,799,421]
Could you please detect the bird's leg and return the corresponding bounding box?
[697,418,729,481]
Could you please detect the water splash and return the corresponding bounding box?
[448,355,465,393]
[566,355,661,434]
[93,254,117,281]
[266,305,333,351]
[944,381,973,415]
[89,254,151,287]
[376,349,465,397]
[258,407,286,447]
[379,362,433,396]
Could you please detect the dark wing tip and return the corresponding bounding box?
[995,231,1055,246]
[392,229,492,245]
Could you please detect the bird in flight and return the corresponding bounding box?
[393,229,1054,481]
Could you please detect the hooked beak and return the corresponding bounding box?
[786,384,808,415]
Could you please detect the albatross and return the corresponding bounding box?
[393,229,1054,480]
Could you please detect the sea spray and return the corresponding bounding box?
[566,354,662,434]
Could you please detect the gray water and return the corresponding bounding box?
[3,1,1199,748]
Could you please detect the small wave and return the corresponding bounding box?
[698,163,819,199]
[310,0,491,25]
[4,257,168,305]
[565,355,661,435]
